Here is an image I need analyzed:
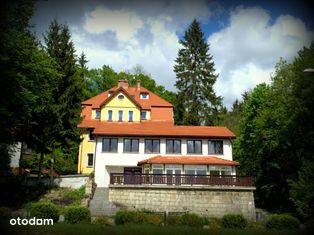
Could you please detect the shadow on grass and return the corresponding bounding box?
[2,223,306,235]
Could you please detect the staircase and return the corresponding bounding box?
[89,187,120,216]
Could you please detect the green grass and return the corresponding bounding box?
[2,223,305,235]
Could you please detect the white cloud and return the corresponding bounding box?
[84,6,143,41]
[209,6,314,107]
[75,16,180,90]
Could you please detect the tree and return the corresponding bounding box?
[235,43,314,216]
[288,43,314,219]
[0,0,61,175]
[174,19,222,126]
[43,19,85,177]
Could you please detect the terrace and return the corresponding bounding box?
[110,173,253,187]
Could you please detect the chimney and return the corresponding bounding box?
[118,80,129,89]
[136,80,141,91]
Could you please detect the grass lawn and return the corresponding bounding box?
[2,223,305,235]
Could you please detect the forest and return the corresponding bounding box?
[0,0,313,222]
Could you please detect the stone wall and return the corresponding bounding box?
[109,185,256,221]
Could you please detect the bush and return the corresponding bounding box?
[166,215,181,226]
[208,217,222,230]
[180,213,207,227]
[30,202,59,222]
[221,214,247,229]
[265,214,300,230]
[247,221,264,229]
[93,216,113,226]
[145,214,163,225]
[64,206,91,224]
[115,210,137,225]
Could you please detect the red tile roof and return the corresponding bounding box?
[138,155,240,166]
[79,121,235,138]
[81,86,173,109]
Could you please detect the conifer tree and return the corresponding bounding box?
[44,19,84,155]
[174,19,222,126]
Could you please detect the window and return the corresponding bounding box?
[87,153,94,167]
[140,93,149,99]
[128,111,133,122]
[145,139,160,153]
[208,140,223,154]
[123,139,139,152]
[118,110,123,122]
[88,129,94,141]
[108,110,113,121]
[209,166,232,176]
[166,139,181,154]
[185,165,207,175]
[95,110,101,119]
[102,138,118,152]
[187,140,202,154]
[141,111,147,120]
[152,164,163,174]
[118,94,124,100]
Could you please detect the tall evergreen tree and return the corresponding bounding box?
[174,19,222,126]
[44,19,84,162]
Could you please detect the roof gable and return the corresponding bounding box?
[99,87,141,108]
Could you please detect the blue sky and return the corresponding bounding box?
[31,0,314,108]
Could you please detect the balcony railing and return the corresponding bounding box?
[110,173,253,187]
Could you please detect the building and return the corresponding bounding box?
[78,80,255,219]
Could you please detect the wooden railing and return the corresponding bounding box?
[110,174,253,187]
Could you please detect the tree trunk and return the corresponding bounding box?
[38,149,44,180]
[50,144,55,185]
[19,142,24,175]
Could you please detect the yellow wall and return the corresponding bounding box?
[77,132,95,174]
[100,92,141,122]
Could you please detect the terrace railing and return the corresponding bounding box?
[110,173,253,187]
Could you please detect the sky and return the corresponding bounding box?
[31,0,314,108]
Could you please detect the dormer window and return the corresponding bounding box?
[140,93,149,99]
[118,94,124,100]
[141,111,147,120]
[95,110,101,119]
[108,91,114,97]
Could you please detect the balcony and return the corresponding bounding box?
[110,173,253,187]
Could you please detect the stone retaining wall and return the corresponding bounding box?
[109,185,256,221]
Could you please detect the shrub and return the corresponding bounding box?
[64,206,91,224]
[247,221,264,229]
[93,216,113,226]
[265,214,300,230]
[180,213,207,227]
[166,215,181,226]
[221,214,247,229]
[115,210,137,225]
[208,217,222,230]
[146,214,163,225]
[30,202,59,222]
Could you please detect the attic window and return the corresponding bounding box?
[140,93,149,99]
[118,94,124,100]
[95,110,101,119]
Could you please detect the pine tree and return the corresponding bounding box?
[44,19,84,158]
[174,19,222,126]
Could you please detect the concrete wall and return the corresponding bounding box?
[109,185,256,221]
[25,175,89,189]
